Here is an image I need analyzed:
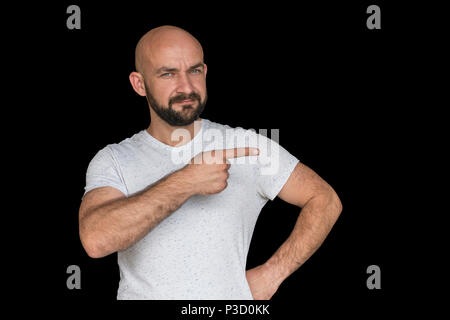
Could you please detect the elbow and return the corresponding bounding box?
[85,245,106,259]
[331,189,343,217]
[319,185,342,219]
[79,231,109,259]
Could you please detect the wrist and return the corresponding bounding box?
[170,165,198,198]
[263,257,290,287]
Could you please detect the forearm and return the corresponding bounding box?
[264,192,342,285]
[80,169,194,258]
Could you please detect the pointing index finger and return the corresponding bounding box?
[224,147,260,159]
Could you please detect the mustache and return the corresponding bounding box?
[169,92,201,105]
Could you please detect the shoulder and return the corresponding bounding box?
[94,130,148,163]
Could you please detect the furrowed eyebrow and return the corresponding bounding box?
[155,66,179,74]
[188,63,204,71]
[155,63,204,75]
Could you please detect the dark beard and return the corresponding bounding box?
[144,82,207,126]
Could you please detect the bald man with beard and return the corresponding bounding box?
[79,25,342,300]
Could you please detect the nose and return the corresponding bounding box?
[175,72,195,94]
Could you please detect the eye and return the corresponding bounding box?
[161,73,173,78]
[191,69,201,74]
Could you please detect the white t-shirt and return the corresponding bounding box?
[84,118,299,300]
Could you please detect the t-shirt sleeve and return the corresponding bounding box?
[83,146,128,198]
[255,133,300,201]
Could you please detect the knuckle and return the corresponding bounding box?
[215,181,227,190]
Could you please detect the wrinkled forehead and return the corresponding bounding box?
[148,42,204,70]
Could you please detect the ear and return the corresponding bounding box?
[203,63,208,77]
[129,72,147,96]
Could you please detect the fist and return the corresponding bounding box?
[183,147,259,195]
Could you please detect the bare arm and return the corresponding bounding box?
[246,163,342,299]
[266,162,342,282]
[79,147,259,259]
[79,169,194,258]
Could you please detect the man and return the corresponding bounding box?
[79,25,342,300]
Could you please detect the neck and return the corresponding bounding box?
[147,117,202,147]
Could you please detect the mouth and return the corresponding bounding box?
[175,99,194,104]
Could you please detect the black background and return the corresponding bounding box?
[9,0,441,317]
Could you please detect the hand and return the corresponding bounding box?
[246,264,281,300]
[182,147,259,195]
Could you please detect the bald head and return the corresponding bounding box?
[135,25,204,75]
